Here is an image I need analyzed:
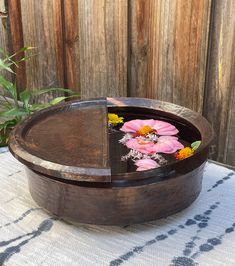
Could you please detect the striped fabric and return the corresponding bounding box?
[0,149,235,266]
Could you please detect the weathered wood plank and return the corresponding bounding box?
[0,0,12,86]
[8,0,26,93]
[203,0,235,165]
[0,0,9,54]
[62,0,80,93]
[20,0,64,102]
[129,0,211,112]
[78,0,128,99]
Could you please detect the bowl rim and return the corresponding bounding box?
[9,97,214,183]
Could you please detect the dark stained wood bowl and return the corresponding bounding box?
[9,97,214,225]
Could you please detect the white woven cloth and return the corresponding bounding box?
[0,148,235,266]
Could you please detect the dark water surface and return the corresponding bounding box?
[108,110,201,174]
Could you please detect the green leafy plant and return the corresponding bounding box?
[0,47,79,147]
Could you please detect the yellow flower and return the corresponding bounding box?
[175,147,194,160]
[108,113,124,126]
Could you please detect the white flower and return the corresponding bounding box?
[119,133,133,145]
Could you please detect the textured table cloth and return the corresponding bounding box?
[0,148,235,266]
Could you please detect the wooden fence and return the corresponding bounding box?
[0,0,234,166]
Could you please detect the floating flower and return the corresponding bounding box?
[120,119,178,136]
[126,138,158,155]
[175,147,194,160]
[135,158,160,171]
[126,136,183,155]
[154,136,184,154]
[108,113,124,126]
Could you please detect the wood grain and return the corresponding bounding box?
[61,0,80,94]
[78,0,128,99]
[3,0,235,167]
[0,0,12,86]
[9,98,111,182]
[20,0,64,102]
[27,165,204,225]
[203,0,235,165]
[0,1,9,55]
[129,0,211,112]
[8,0,26,93]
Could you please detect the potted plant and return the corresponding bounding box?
[0,47,78,147]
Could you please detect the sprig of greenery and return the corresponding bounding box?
[0,47,79,146]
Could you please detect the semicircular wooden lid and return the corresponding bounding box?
[9,98,111,182]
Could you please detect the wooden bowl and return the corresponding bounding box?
[9,97,213,225]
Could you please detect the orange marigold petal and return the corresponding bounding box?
[175,147,194,160]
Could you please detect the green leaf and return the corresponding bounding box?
[18,54,37,63]
[0,76,17,99]
[0,98,13,109]
[49,96,67,105]
[30,103,50,112]
[0,134,8,147]
[0,119,17,133]
[191,141,201,151]
[19,90,32,110]
[33,87,74,96]
[50,94,80,105]
[7,46,35,59]
[0,108,28,118]
[0,59,14,73]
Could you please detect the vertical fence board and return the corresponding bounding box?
[62,0,80,93]
[20,0,64,102]
[0,0,12,84]
[203,0,235,164]
[78,0,128,99]
[129,0,150,98]
[8,0,26,92]
[0,0,9,54]
[130,0,211,112]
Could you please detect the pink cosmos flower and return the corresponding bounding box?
[126,138,158,155]
[126,136,184,155]
[120,119,178,136]
[135,158,159,171]
[154,136,184,154]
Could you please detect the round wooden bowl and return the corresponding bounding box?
[9,97,213,225]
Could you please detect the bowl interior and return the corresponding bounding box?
[108,106,201,174]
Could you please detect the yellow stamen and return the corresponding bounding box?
[137,125,154,136]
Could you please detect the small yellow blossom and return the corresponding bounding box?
[108,113,124,126]
[175,147,194,160]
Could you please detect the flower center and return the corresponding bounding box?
[137,125,154,136]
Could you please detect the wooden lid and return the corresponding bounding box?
[9,97,214,183]
[9,98,111,182]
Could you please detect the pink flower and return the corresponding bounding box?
[120,119,178,136]
[126,138,158,155]
[154,136,184,154]
[135,158,159,171]
[126,136,184,155]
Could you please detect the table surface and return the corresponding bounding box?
[0,148,235,266]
